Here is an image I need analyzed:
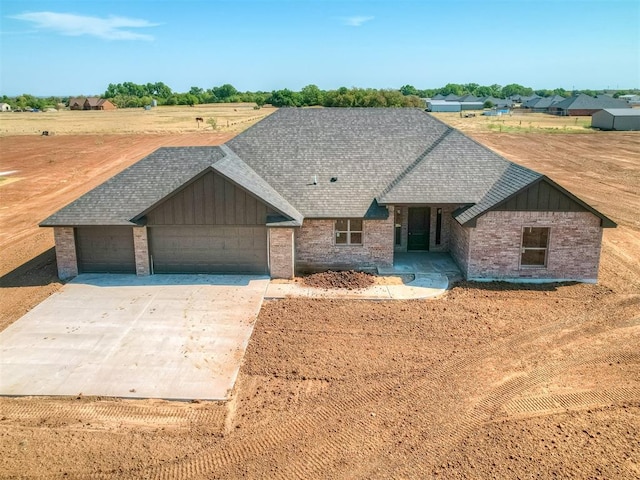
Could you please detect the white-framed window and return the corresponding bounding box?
[335,219,363,245]
[520,226,550,268]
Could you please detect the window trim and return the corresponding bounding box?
[520,226,550,269]
[334,218,363,246]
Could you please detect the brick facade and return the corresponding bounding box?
[53,227,78,279]
[269,228,295,279]
[465,211,603,282]
[133,226,150,276]
[295,213,394,273]
[449,219,470,277]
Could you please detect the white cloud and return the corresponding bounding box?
[11,11,159,41]
[342,16,374,27]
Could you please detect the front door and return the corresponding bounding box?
[407,207,430,251]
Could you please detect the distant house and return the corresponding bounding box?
[443,94,461,102]
[0,103,11,112]
[68,97,117,111]
[480,97,514,108]
[458,94,481,102]
[521,95,565,113]
[549,94,630,116]
[68,97,85,110]
[509,94,540,104]
[591,109,640,131]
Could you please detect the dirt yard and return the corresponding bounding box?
[0,122,639,478]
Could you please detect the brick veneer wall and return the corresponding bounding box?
[449,220,470,277]
[53,227,78,279]
[269,227,295,279]
[429,205,457,252]
[133,226,150,276]
[295,214,394,273]
[466,211,603,282]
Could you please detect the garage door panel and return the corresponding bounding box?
[149,226,267,274]
[76,226,136,274]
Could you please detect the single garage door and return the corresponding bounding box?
[76,226,136,273]
[149,225,268,274]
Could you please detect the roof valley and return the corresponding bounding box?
[377,126,453,199]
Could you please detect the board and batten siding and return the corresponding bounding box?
[145,171,275,226]
[492,180,587,214]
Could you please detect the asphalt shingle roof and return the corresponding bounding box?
[41,147,225,226]
[42,107,612,229]
[551,94,630,111]
[228,108,455,218]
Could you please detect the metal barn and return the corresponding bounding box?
[591,109,640,131]
[427,100,461,112]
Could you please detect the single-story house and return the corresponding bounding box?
[69,97,117,111]
[521,95,565,112]
[41,108,615,283]
[480,97,514,109]
[591,109,640,131]
[549,94,630,116]
[1,103,12,112]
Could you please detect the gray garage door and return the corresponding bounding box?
[76,226,136,273]
[149,226,268,274]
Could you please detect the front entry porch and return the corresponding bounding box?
[378,252,462,280]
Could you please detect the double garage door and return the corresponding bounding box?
[76,225,268,274]
[148,225,268,274]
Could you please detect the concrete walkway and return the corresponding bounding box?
[265,273,449,300]
[0,274,269,401]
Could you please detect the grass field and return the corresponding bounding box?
[431,111,594,133]
[0,103,276,136]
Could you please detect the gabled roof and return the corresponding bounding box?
[211,146,303,224]
[523,95,565,109]
[41,146,301,227]
[227,108,454,218]
[444,93,461,101]
[551,94,630,111]
[42,108,614,229]
[378,129,530,205]
[596,108,640,117]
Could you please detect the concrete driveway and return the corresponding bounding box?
[0,274,269,400]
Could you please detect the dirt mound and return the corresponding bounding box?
[301,270,375,290]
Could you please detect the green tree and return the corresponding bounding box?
[268,89,302,107]
[501,83,533,98]
[399,85,418,96]
[300,84,324,106]
[211,84,238,101]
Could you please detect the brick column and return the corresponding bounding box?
[53,227,78,279]
[133,226,150,276]
[269,228,295,279]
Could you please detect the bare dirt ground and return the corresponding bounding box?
[1,123,639,478]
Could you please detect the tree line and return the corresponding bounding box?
[1,83,637,110]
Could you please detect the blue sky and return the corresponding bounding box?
[1,0,638,96]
